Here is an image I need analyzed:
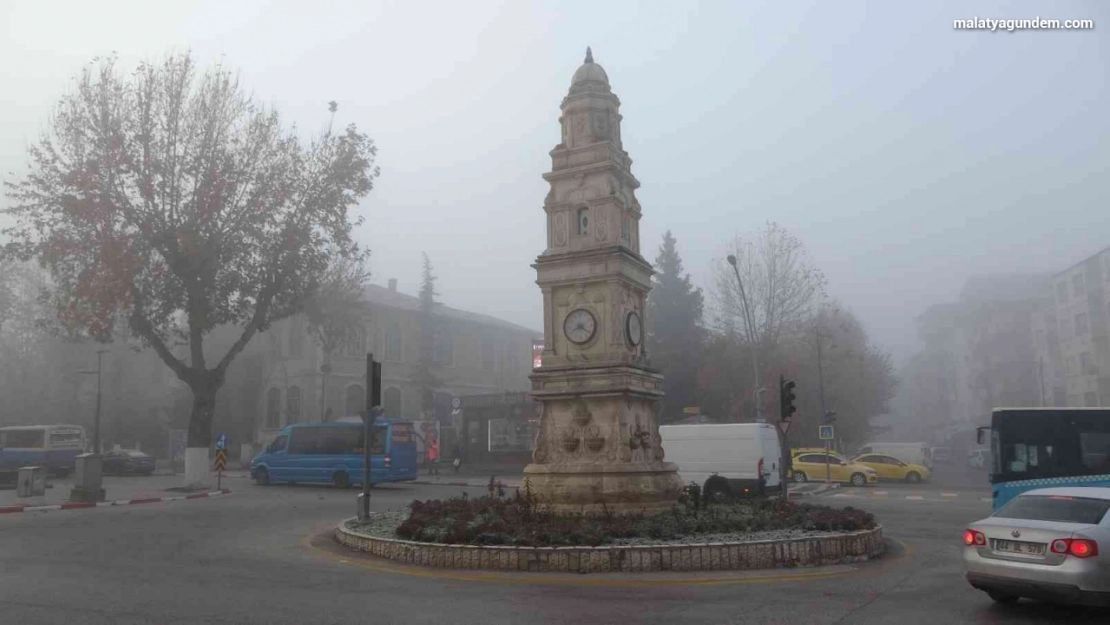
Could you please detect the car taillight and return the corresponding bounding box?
[1049,538,1098,557]
[963,529,986,546]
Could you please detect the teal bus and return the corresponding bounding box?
[980,408,1110,511]
[250,420,417,488]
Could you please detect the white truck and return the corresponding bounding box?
[855,442,932,469]
[659,423,782,500]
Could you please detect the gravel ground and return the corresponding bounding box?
[345,512,840,546]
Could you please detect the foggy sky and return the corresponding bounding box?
[2,0,1107,364]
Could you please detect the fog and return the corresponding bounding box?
[1,0,1105,363]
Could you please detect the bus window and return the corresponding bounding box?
[370,427,386,455]
[3,429,45,448]
[1080,432,1110,472]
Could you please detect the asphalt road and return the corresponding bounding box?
[2,473,1109,624]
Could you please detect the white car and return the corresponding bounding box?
[964,486,1110,606]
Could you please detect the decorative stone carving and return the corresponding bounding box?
[595,207,608,242]
[553,212,568,247]
[571,398,592,426]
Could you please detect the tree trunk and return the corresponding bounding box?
[183,371,222,488]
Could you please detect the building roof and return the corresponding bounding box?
[364,284,540,337]
[571,47,609,88]
[958,274,1050,303]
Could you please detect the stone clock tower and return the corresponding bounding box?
[524,48,682,513]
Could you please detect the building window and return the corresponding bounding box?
[345,385,365,418]
[480,339,495,371]
[266,388,281,429]
[433,327,454,366]
[1061,318,1073,337]
[488,418,535,452]
[1080,351,1096,375]
[1076,313,1089,336]
[1073,273,1086,297]
[1085,392,1100,407]
[340,326,366,358]
[383,387,402,417]
[286,386,302,423]
[385,325,403,362]
[577,207,589,235]
[1067,356,1078,377]
[1057,282,1068,303]
[621,215,631,244]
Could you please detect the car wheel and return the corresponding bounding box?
[905,471,921,484]
[254,467,270,486]
[850,473,867,487]
[986,591,1018,604]
[793,471,808,483]
[333,471,351,489]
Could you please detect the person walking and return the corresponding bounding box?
[427,437,440,476]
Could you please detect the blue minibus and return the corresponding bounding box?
[250,420,417,487]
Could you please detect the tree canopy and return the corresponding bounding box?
[647,231,705,422]
[2,53,379,448]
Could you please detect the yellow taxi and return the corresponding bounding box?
[790,447,828,457]
[851,453,931,484]
[790,452,879,487]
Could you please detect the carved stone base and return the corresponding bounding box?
[522,462,683,514]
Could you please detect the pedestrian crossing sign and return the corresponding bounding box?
[819,425,834,441]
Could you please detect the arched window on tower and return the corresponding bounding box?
[577,207,589,235]
[286,386,302,423]
[383,387,402,417]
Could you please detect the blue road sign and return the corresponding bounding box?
[216,433,228,451]
[819,425,835,441]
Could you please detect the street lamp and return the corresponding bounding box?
[76,349,110,454]
[725,255,763,419]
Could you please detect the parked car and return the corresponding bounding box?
[851,454,931,483]
[964,487,1110,606]
[967,449,990,470]
[856,442,932,469]
[659,423,782,500]
[102,449,156,476]
[791,452,878,486]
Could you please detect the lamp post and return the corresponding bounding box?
[76,349,110,454]
[725,255,763,419]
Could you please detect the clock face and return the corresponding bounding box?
[625,311,643,347]
[563,308,597,345]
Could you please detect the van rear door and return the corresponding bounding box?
[759,426,781,489]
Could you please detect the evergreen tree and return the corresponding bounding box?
[413,253,443,418]
[648,231,705,422]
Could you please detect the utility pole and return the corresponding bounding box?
[1038,357,1046,407]
[815,324,832,484]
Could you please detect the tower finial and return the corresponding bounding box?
[584,47,593,64]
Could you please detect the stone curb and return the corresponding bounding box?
[0,489,232,515]
[335,518,883,574]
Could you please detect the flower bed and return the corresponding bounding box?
[351,478,876,548]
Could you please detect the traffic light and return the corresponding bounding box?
[779,376,797,420]
[823,410,837,425]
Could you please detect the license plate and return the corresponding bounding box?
[993,540,1045,555]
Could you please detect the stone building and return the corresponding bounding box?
[253,278,540,444]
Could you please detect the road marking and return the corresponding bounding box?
[906,496,925,500]
[941,493,958,498]
[831,494,856,498]
[980,497,992,503]
[872,490,888,495]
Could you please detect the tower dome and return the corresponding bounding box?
[569,47,609,93]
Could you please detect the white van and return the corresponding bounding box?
[856,442,932,469]
[659,423,782,500]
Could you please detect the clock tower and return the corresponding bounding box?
[524,48,682,512]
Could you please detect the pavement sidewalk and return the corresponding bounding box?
[0,472,248,508]
[788,481,840,497]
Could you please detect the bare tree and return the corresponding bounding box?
[2,53,378,484]
[712,222,826,353]
[304,252,370,421]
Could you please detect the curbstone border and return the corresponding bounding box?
[0,489,232,515]
[335,518,883,574]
